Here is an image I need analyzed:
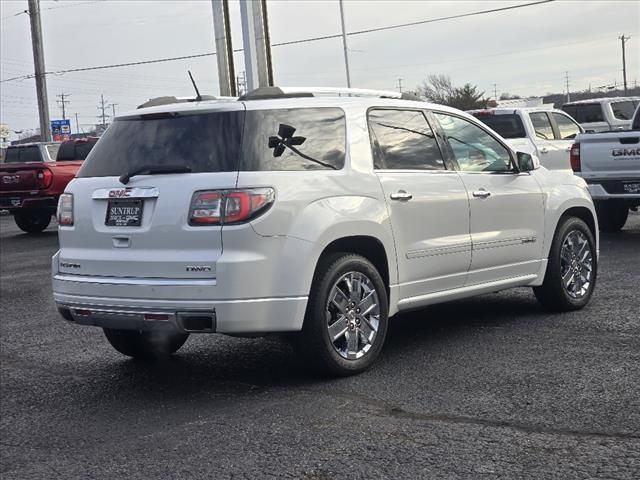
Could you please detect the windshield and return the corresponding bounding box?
[57,141,96,161]
[77,111,244,177]
[471,113,526,139]
[5,146,42,163]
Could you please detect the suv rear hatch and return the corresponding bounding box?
[58,103,244,279]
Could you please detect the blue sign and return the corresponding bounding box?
[51,119,71,141]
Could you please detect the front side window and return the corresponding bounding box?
[529,112,554,140]
[241,108,346,171]
[552,113,581,139]
[434,113,512,172]
[368,109,445,170]
[611,100,639,120]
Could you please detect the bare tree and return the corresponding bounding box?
[418,74,487,110]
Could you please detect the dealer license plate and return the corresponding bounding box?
[623,182,640,194]
[105,199,143,227]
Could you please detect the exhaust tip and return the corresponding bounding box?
[177,312,216,333]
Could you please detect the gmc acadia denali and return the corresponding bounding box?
[52,87,599,376]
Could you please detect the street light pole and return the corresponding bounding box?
[27,0,51,142]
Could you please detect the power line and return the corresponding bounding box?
[0,0,555,83]
[1,1,104,21]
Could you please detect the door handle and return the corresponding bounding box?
[472,189,491,199]
[390,190,412,201]
[539,147,549,154]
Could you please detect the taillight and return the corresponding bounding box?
[189,188,275,226]
[570,143,581,172]
[57,193,74,226]
[36,168,53,189]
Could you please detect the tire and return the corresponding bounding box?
[103,329,189,359]
[533,217,597,312]
[296,253,389,376]
[14,210,51,233]
[595,200,628,232]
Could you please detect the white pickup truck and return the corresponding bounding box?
[562,97,640,133]
[570,105,640,231]
[470,107,583,170]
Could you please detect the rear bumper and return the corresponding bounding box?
[54,294,307,334]
[586,180,640,200]
[0,195,57,213]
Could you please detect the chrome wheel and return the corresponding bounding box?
[560,230,593,299]
[326,271,381,360]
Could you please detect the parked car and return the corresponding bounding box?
[469,107,583,170]
[569,104,640,232]
[52,87,598,376]
[561,97,640,132]
[0,139,95,233]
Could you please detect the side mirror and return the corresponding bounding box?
[516,151,540,172]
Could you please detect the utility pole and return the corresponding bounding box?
[239,0,273,91]
[109,103,118,118]
[397,78,403,93]
[211,0,236,97]
[74,113,80,134]
[493,83,498,100]
[564,71,571,103]
[27,0,51,142]
[338,0,352,88]
[97,94,109,126]
[56,93,70,120]
[619,34,630,95]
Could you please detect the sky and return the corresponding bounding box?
[1,0,639,138]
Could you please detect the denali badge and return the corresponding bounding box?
[60,262,81,269]
[186,265,212,272]
[109,189,131,198]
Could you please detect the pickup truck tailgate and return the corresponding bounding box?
[0,165,44,191]
[579,132,640,177]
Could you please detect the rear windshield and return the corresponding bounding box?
[56,140,97,161]
[611,100,639,120]
[471,113,526,139]
[77,107,346,178]
[561,104,604,123]
[5,146,43,163]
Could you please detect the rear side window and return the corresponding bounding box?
[5,146,42,163]
[368,109,445,170]
[57,141,96,161]
[552,113,581,139]
[564,104,604,123]
[240,108,345,171]
[611,101,639,120]
[529,112,554,140]
[77,111,244,177]
[472,113,526,139]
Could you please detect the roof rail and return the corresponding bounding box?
[239,86,423,102]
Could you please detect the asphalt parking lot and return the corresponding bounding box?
[1,213,639,479]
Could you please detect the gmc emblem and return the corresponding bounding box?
[612,148,640,157]
[2,175,19,184]
[108,189,131,198]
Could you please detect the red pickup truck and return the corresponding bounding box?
[0,138,97,233]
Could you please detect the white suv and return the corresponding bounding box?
[53,87,599,376]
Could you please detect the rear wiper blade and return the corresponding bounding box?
[120,164,192,184]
